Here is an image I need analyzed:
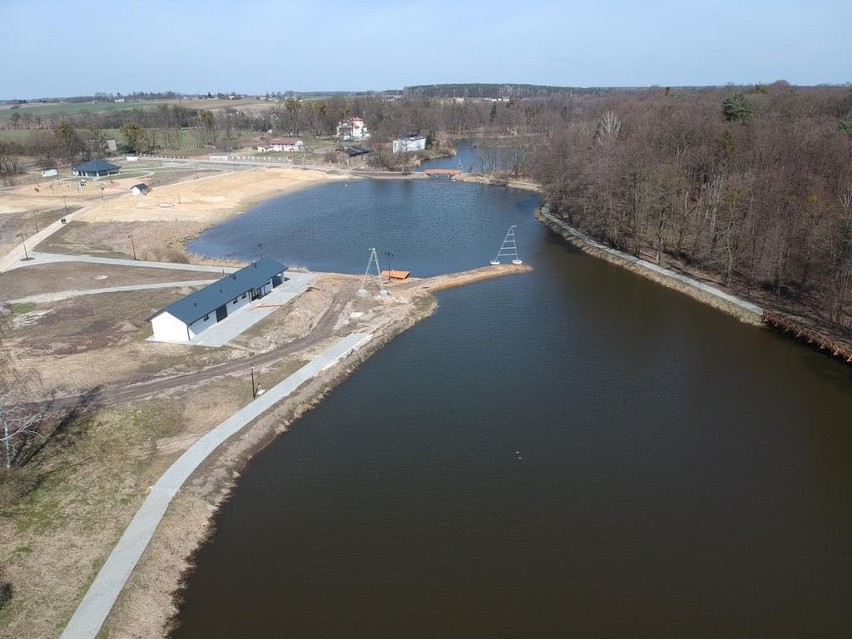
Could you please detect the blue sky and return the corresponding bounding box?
[1,0,849,98]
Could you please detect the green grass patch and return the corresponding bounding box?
[0,130,33,143]
[127,403,184,440]
[33,221,130,258]
[15,486,64,535]
[9,303,36,315]
[0,101,174,122]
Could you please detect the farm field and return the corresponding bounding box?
[0,127,261,155]
[0,98,264,122]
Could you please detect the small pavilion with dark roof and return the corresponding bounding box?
[148,257,288,342]
[72,159,120,178]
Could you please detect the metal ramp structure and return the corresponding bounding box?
[490,225,523,265]
[358,248,389,297]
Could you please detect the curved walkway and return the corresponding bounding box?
[2,250,238,273]
[538,208,763,319]
[0,206,93,273]
[8,280,218,305]
[60,331,372,639]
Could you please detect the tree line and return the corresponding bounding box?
[2,84,849,328]
[530,83,852,330]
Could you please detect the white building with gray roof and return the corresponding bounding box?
[148,257,287,342]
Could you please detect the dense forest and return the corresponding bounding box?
[404,83,586,99]
[1,83,850,330]
[531,84,852,330]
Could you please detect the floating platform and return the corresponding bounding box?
[381,270,410,280]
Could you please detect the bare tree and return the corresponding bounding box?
[284,98,301,135]
[0,307,46,469]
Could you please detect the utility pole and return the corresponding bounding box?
[62,195,68,213]
[128,235,137,260]
[1,407,11,470]
[384,251,394,281]
[357,247,388,298]
[18,233,32,261]
[250,363,259,398]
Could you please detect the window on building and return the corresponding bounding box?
[204,314,209,321]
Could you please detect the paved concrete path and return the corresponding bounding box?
[539,209,764,317]
[0,205,92,273]
[8,280,219,305]
[60,332,372,639]
[179,272,318,347]
[2,251,238,274]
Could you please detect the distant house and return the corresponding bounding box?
[130,183,149,195]
[126,154,139,162]
[336,117,369,141]
[392,135,426,154]
[209,152,230,162]
[41,168,58,178]
[72,159,120,178]
[260,138,304,152]
[342,146,370,158]
[148,257,288,342]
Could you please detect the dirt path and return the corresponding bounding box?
[59,332,371,639]
[42,280,356,410]
[40,266,530,411]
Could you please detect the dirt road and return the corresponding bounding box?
[39,265,530,413]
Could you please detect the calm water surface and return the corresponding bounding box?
[174,159,852,637]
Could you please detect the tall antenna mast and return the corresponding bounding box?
[490,225,523,265]
[358,247,389,297]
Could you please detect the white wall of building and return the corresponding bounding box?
[151,283,272,342]
[151,312,192,342]
[270,140,303,152]
[393,137,426,153]
[186,311,217,338]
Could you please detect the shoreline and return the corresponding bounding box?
[80,265,531,638]
[534,207,764,325]
[7,159,847,637]
[112,302,437,638]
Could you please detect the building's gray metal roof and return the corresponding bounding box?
[72,159,120,173]
[152,257,287,325]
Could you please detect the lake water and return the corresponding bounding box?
[174,154,852,637]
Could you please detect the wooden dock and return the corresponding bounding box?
[423,168,461,177]
[380,270,410,280]
[762,311,852,364]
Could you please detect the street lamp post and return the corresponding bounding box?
[18,233,32,261]
[251,363,259,398]
[384,251,394,281]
